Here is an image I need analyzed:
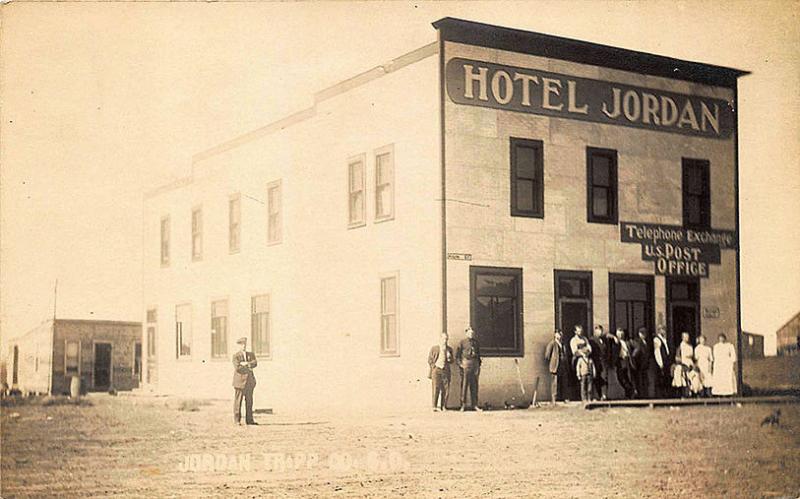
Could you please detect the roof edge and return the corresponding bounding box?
[190,41,438,166]
[776,310,800,333]
[143,42,438,200]
[433,17,749,89]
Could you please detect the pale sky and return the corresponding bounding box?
[1,1,798,354]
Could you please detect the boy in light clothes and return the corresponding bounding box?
[575,350,595,403]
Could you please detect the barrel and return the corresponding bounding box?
[69,376,81,399]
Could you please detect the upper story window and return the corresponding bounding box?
[375,145,395,222]
[191,207,203,261]
[267,181,282,244]
[586,147,618,224]
[211,300,228,358]
[510,138,544,218]
[348,155,366,228]
[175,303,192,359]
[682,158,711,229]
[160,216,170,267]
[229,194,241,254]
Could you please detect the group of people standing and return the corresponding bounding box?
[545,324,738,403]
[427,323,739,412]
[428,327,482,411]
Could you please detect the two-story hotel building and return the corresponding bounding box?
[142,18,747,412]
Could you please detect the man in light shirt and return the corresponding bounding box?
[428,332,454,411]
[569,325,592,358]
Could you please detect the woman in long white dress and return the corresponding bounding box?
[712,333,737,396]
[693,335,714,397]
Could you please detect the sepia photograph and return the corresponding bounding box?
[1,1,799,497]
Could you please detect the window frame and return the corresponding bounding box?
[347,154,367,229]
[175,303,192,360]
[146,308,157,358]
[191,205,203,261]
[682,158,711,230]
[65,340,81,376]
[251,294,272,359]
[374,144,395,223]
[379,273,400,357]
[469,265,525,357]
[267,180,282,245]
[133,341,142,380]
[510,137,545,218]
[210,299,229,359]
[229,193,241,254]
[160,215,170,267]
[586,146,619,224]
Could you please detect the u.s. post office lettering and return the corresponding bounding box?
[445,58,734,139]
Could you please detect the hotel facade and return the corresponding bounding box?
[142,19,746,412]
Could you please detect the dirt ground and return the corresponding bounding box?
[1,392,799,498]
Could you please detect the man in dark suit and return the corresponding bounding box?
[612,328,635,399]
[428,332,454,411]
[544,329,569,404]
[651,325,672,398]
[232,336,258,425]
[455,326,481,411]
[631,327,651,398]
[589,325,611,400]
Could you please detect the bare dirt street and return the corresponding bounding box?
[2,393,799,498]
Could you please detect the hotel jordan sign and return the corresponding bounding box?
[445,58,735,139]
[620,222,737,278]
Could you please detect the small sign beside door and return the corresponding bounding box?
[703,306,720,319]
[447,252,472,261]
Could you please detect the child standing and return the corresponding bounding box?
[687,364,703,397]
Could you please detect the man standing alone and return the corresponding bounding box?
[590,325,611,401]
[428,332,454,411]
[232,336,258,425]
[544,329,569,404]
[456,326,481,411]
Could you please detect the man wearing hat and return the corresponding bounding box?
[232,336,258,425]
[455,326,482,411]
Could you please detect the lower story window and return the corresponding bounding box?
[380,275,398,355]
[65,340,80,375]
[175,304,192,358]
[251,295,270,357]
[470,266,524,356]
[211,300,228,358]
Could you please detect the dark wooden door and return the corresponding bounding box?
[94,343,112,390]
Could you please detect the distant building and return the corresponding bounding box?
[776,311,800,356]
[142,18,746,410]
[741,331,764,359]
[6,319,142,395]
